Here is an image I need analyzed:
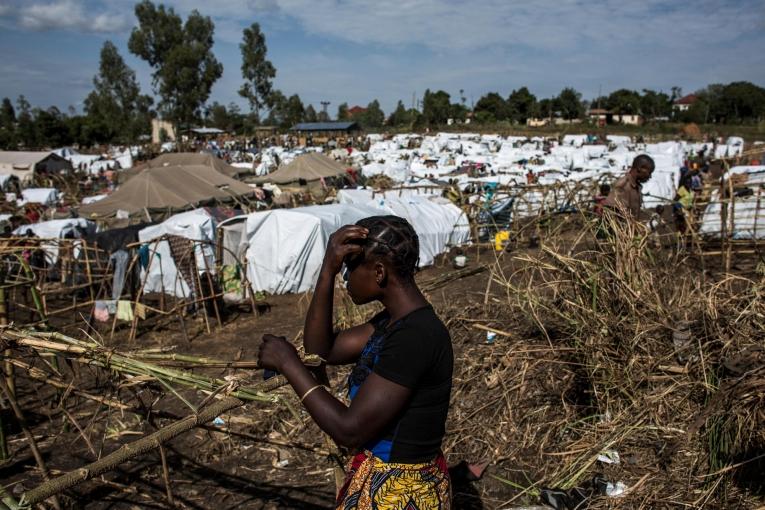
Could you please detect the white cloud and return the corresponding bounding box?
[17,0,129,33]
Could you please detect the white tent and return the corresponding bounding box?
[700,166,765,240]
[138,209,217,298]
[13,218,96,265]
[238,203,383,294]
[19,188,59,206]
[369,195,471,267]
[234,198,471,294]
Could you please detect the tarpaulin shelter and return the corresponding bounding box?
[12,217,97,265]
[700,166,765,240]
[137,209,217,298]
[253,152,348,185]
[79,165,254,219]
[0,151,72,184]
[226,197,471,294]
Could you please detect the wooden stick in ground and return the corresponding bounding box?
[23,396,244,506]
[158,444,175,506]
[0,373,62,510]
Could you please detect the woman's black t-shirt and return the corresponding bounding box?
[347,305,453,463]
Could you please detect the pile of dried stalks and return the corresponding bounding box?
[439,212,765,508]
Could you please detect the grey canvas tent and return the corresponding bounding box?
[80,164,254,218]
[253,152,348,185]
[121,152,242,182]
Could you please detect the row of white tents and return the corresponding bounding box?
[140,194,470,297]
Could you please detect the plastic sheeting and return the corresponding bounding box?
[700,166,765,240]
[12,218,96,265]
[238,199,470,294]
[19,188,59,206]
[138,209,217,298]
[241,203,382,294]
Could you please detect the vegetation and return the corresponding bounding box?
[238,22,276,123]
[128,0,223,133]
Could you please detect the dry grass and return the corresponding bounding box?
[438,212,765,508]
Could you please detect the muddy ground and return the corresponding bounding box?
[3,246,524,509]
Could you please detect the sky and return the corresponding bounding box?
[1,0,764,117]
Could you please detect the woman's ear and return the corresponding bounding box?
[375,261,387,287]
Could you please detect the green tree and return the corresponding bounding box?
[128,1,223,131]
[422,89,451,126]
[84,41,153,144]
[304,104,318,123]
[640,89,672,119]
[336,102,349,121]
[363,99,385,128]
[265,90,287,125]
[32,107,72,148]
[0,97,16,149]
[507,87,537,124]
[387,100,410,127]
[204,101,246,133]
[286,94,305,127]
[719,81,765,123]
[16,96,35,148]
[316,109,330,122]
[534,98,554,119]
[606,89,642,114]
[449,102,469,122]
[474,92,508,122]
[556,87,584,120]
[238,22,276,122]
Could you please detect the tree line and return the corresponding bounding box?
[1,0,764,150]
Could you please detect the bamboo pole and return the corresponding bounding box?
[22,395,244,506]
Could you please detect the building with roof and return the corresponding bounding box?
[673,94,698,113]
[151,118,176,144]
[290,121,361,136]
[348,106,367,117]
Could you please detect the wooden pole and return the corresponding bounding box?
[23,396,244,506]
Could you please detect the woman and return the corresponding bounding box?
[258,215,453,509]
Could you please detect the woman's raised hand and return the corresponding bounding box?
[322,225,368,274]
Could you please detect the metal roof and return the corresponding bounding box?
[290,121,360,132]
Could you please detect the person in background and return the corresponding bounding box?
[593,183,611,217]
[603,154,655,219]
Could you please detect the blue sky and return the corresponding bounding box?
[1,0,764,117]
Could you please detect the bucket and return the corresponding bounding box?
[454,255,467,268]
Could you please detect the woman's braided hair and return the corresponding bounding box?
[355,215,419,281]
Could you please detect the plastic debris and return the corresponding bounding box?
[597,449,621,464]
[212,417,225,426]
[486,331,497,344]
[605,481,626,497]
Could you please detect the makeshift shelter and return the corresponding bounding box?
[12,218,96,265]
[19,188,59,206]
[368,195,472,267]
[0,151,72,183]
[80,165,254,219]
[253,152,348,185]
[138,209,217,298]
[0,173,20,193]
[700,166,765,240]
